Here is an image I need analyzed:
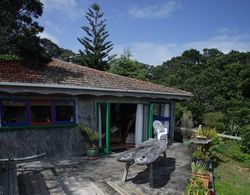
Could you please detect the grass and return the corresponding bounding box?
[211,140,250,195]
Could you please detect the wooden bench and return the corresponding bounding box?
[117,138,167,187]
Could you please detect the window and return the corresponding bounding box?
[1,99,27,126]
[55,101,75,123]
[30,100,52,124]
[0,98,76,127]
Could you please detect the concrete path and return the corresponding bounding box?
[17,142,192,195]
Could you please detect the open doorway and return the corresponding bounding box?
[110,103,137,150]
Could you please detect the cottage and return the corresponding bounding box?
[0,59,191,157]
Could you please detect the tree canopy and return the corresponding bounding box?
[150,49,250,134]
[0,0,50,65]
[78,3,114,70]
[109,49,150,81]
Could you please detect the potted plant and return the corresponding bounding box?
[191,162,210,187]
[192,147,212,169]
[196,127,221,146]
[78,124,102,157]
[186,175,209,195]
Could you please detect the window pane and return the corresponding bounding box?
[2,100,26,124]
[161,104,170,117]
[31,101,51,123]
[153,104,159,117]
[55,101,74,122]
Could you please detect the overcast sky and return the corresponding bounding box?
[38,0,250,65]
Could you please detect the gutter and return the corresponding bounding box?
[0,82,192,98]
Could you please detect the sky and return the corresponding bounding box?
[38,0,250,65]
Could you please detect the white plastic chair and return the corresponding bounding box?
[153,120,168,141]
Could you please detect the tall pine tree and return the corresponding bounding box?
[78,3,114,70]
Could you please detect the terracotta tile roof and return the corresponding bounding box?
[0,59,191,96]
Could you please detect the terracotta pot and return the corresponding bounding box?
[193,173,210,187]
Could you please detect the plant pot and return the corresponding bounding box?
[193,173,210,187]
[183,139,191,147]
[192,158,211,169]
[86,148,99,157]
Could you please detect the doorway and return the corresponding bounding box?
[110,103,137,150]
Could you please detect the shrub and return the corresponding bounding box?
[203,112,225,132]
[181,111,194,128]
[241,126,250,153]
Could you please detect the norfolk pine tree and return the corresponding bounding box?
[78,3,114,70]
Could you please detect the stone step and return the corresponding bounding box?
[18,171,49,195]
[61,176,106,195]
[40,169,66,195]
[106,181,145,195]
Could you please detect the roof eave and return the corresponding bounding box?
[0,82,193,99]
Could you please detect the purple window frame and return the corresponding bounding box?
[0,98,76,127]
[53,100,76,124]
[0,98,29,126]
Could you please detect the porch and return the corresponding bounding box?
[15,142,191,195]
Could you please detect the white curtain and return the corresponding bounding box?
[163,104,170,131]
[135,104,143,145]
[98,105,102,148]
[163,104,170,117]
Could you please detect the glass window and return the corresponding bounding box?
[30,100,52,124]
[55,101,74,122]
[1,100,27,125]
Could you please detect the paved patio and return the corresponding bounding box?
[17,142,192,195]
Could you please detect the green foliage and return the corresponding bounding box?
[192,147,212,161]
[109,49,150,81]
[186,176,208,195]
[241,125,250,153]
[149,49,250,130]
[197,127,221,146]
[41,38,78,62]
[181,111,194,128]
[211,140,250,168]
[0,54,18,61]
[78,124,102,149]
[0,0,50,65]
[203,112,225,132]
[191,162,209,176]
[78,3,114,70]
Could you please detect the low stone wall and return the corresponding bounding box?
[0,127,85,158]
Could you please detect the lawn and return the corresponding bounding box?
[212,140,250,195]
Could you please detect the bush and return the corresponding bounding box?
[203,112,225,132]
[241,126,250,153]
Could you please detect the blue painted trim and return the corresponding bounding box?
[53,99,76,124]
[0,98,29,126]
[0,98,76,127]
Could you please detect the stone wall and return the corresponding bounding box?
[0,127,85,158]
[0,95,96,158]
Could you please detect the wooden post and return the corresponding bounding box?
[122,161,134,182]
[148,163,154,188]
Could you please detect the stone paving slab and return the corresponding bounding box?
[17,142,192,195]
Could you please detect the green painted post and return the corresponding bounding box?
[148,103,153,138]
[105,103,110,154]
